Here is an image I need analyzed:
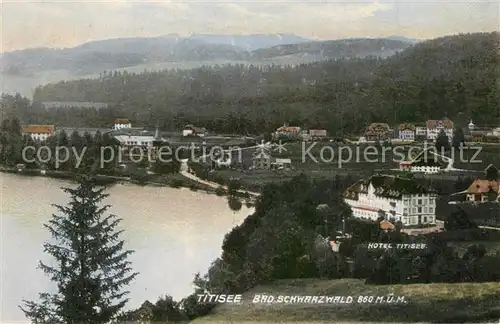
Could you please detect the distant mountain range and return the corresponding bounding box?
[187,33,312,51]
[0,34,416,97]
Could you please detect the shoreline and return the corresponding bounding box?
[0,166,259,204]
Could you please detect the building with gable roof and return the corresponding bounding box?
[343,174,437,226]
[364,123,391,141]
[465,179,500,203]
[398,123,416,141]
[114,118,131,130]
[22,125,55,142]
[275,124,301,139]
[426,119,454,141]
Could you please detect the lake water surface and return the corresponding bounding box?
[0,173,253,323]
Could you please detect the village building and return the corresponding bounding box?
[399,150,447,174]
[409,158,444,174]
[364,123,391,141]
[182,124,207,137]
[425,119,454,141]
[113,126,168,150]
[301,129,327,141]
[415,124,427,139]
[275,124,301,139]
[114,118,131,130]
[343,174,437,226]
[272,158,292,170]
[22,125,55,142]
[251,150,292,170]
[492,127,500,137]
[462,120,500,143]
[113,134,157,148]
[470,130,489,143]
[252,151,272,170]
[399,161,412,172]
[398,123,416,141]
[465,179,500,202]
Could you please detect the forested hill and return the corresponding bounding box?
[29,32,499,134]
[251,38,410,59]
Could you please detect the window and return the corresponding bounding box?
[429,207,434,213]
[404,208,408,215]
[411,207,416,214]
[417,207,422,213]
[418,199,422,205]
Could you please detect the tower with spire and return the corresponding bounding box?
[151,119,165,163]
[468,119,475,132]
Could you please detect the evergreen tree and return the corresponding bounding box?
[0,116,23,166]
[57,130,71,170]
[435,129,451,152]
[485,165,498,181]
[20,175,138,323]
[452,127,465,149]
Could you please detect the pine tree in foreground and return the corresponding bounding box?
[20,175,138,323]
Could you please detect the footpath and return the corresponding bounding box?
[180,159,260,198]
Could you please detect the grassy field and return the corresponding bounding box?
[191,279,500,323]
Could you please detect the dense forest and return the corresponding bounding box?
[3,32,499,136]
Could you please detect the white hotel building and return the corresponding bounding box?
[343,174,437,226]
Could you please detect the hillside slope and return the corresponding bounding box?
[191,279,500,323]
[1,36,417,97]
[251,38,411,59]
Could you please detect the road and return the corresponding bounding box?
[180,159,260,197]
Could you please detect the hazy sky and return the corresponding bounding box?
[1,0,499,52]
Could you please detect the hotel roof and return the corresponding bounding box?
[344,174,433,200]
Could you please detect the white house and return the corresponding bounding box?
[343,174,437,226]
[22,125,55,142]
[415,125,427,137]
[114,118,132,130]
[426,119,454,141]
[398,123,416,141]
[113,135,163,148]
[399,149,447,174]
[275,124,301,138]
[272,158,292,170]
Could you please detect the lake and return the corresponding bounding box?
[0,173,253,322]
